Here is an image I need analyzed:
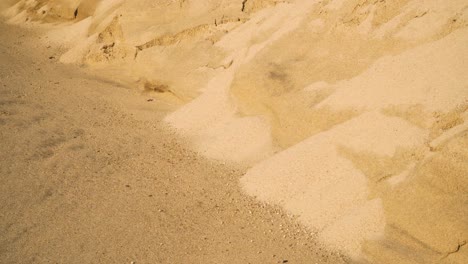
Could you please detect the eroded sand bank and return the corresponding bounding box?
[0,22,346,263]
[2,0,467,262]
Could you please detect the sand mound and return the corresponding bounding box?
[2,0,467,262]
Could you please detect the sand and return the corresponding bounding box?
[2,0,468,263]
[0,23,347,263]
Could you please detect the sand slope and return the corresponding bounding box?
[2,0,467,262]
[0,23,347,263]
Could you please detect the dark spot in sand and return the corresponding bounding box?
[143,81,170,93]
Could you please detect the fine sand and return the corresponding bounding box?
[2,0,468,263]
[0,23,347,263]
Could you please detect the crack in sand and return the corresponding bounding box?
[441,240,467,260]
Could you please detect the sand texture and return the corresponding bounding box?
[2,0,468,263]
[0,23,347,263]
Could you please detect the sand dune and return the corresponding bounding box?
[2,0,467,262]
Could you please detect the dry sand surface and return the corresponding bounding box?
[1,0,468,263]
[0,23,347,263]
